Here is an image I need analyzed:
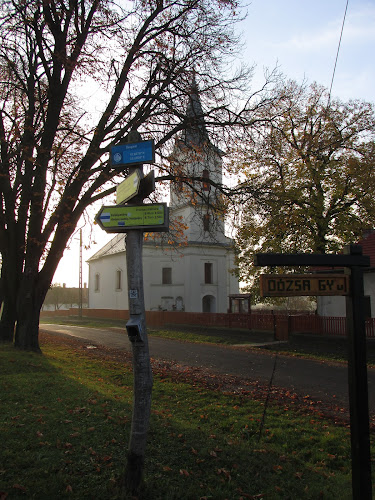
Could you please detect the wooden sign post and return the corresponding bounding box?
[255,246,372,500]
[96,130,168,494]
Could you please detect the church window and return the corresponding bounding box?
[202,169,210,191]
[203,213,210,232]
[162,267,172,284]
[116,270,122,290]
[94,273,100,292]
[204,262,213,284]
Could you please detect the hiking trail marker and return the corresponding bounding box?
[95,203,169,233]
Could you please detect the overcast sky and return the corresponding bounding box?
[53,0,375,287]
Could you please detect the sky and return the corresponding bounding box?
[52,0,375,288]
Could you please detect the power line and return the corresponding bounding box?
[328,0,349,106]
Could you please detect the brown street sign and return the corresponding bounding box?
[260,273,350,297]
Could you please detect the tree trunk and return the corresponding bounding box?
[0,297,16,343]
[122,229,153,495]
[0,269,18,343]
[14,271,46,352]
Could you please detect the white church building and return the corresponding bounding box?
[87,85,239,313]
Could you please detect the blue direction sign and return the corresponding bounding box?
[110,140,155,166]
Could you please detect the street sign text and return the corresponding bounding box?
[260,274,350,297]
[111,140,155,166]
[95,203,169,232]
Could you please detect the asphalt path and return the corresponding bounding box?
[41,323,375,414]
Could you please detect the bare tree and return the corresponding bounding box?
[0,0,276,349]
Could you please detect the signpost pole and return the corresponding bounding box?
[122,130,153,493]
[345,246,372,500]
[255,248,372,498]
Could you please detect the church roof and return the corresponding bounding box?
[87,233,234,262]
[86,234,125,262]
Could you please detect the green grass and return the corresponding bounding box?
[147,326,263,345]
[1,336,371,499]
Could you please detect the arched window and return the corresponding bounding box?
[115,270,122,290]
[94,273,100,292]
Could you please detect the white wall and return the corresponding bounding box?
[88,241,239,313]
[317,270,375,317]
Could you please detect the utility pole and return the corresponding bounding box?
[79,228,83,318]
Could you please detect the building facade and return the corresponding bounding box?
[87,82,239,313]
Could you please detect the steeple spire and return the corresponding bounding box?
[183,73,210,147]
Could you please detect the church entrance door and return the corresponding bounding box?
[202,295,216,313]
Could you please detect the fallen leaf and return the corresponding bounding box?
[273,465,283,472]
[12,485,26,493]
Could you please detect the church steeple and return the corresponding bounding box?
[183,74,210,147]
[169,75,227,243]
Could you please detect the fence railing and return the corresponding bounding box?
[40,308,375,338]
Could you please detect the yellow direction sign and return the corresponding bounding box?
[116,170,141,204]
[95,203,169,233]
[260,274,350,297]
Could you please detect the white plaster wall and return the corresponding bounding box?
[364,272,375,317]
[316,295,346,317]
[88,253,128,310]
[317,270,375,318]
[88,242,238,313]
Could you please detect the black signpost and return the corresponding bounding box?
[255,245,372,499]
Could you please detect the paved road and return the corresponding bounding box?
[41,323,375,413]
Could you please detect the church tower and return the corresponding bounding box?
[169,79,227,244]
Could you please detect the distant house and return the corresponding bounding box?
[87,83,239,313]
[317,230,375,317]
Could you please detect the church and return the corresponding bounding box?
[87,84,239,313]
